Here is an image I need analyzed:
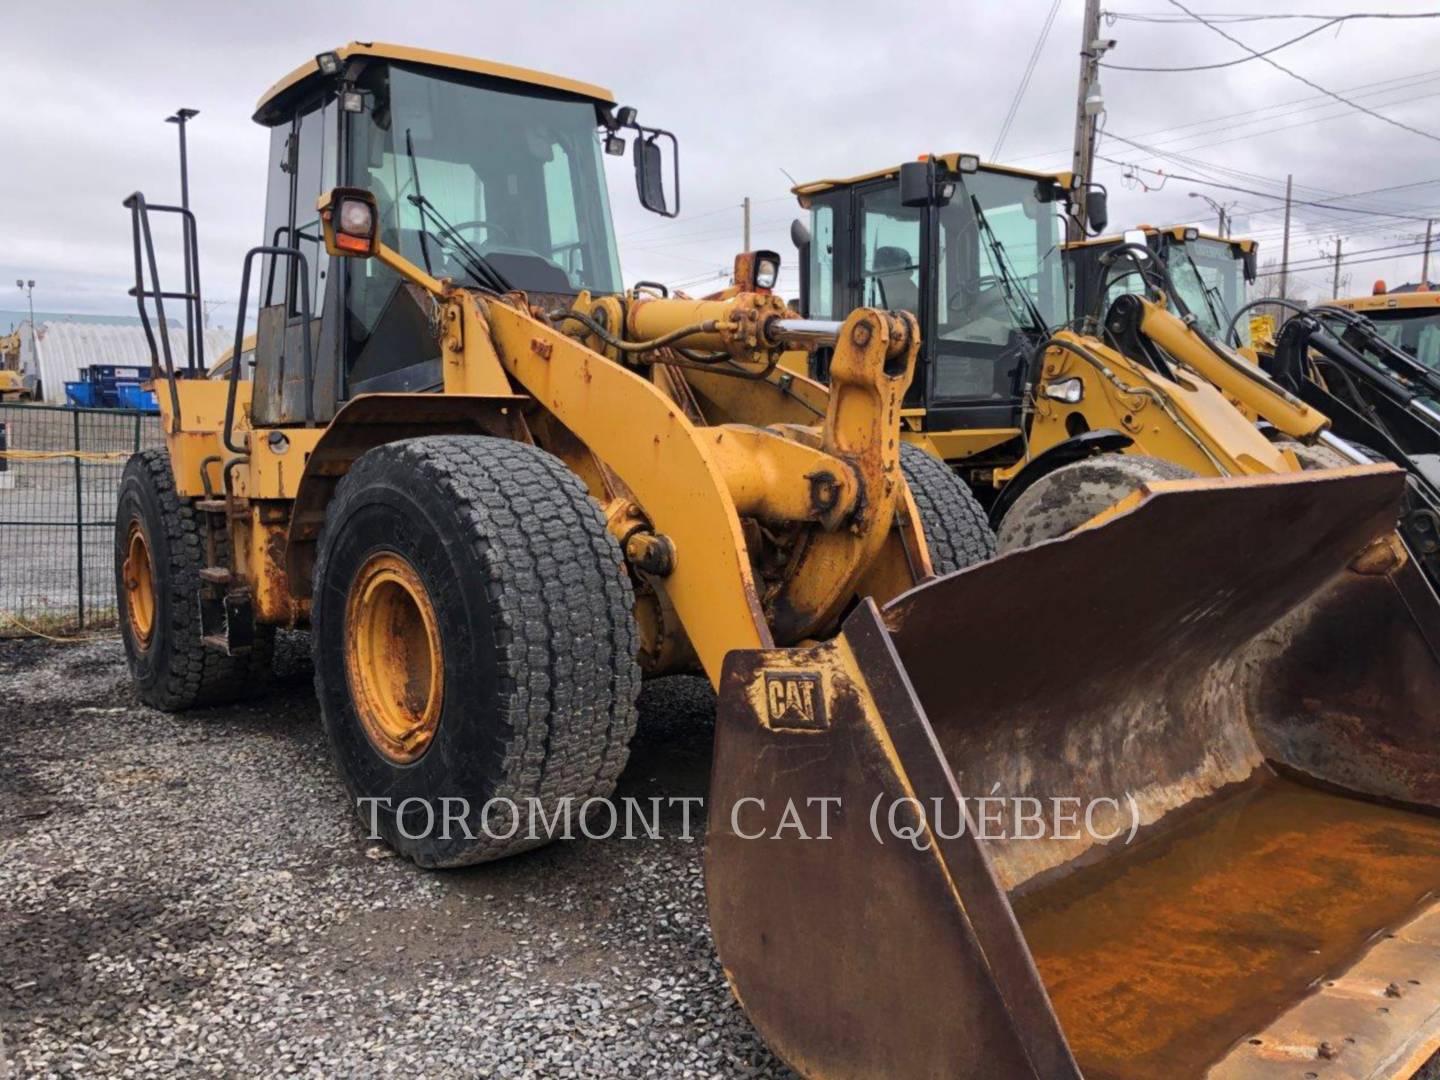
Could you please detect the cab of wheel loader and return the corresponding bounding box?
[243,42,676,427]
[792,154,1071,437]
[1066,224,1258,339]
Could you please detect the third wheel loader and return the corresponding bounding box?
[116,56,1440,1078]
[1066,221,1440,595]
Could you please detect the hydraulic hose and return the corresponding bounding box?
[550,309,719,353]
[1223,297,1309,347]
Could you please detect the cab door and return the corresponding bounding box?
[252,95,336,426]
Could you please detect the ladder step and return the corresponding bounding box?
[193,499,228,513]
[200,633,230,653]
[198,567,231,585]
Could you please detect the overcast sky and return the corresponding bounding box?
[4,0,1440,328]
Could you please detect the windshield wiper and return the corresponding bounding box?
[1178,248,1226,335]
[406,194,512,294]
[403,130,512,293]
[967,191,1048,336]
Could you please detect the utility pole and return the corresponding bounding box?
[1423,219,1434,287]
[1070,0,1111,237]
[1279,173,1294,301]
[742,196,752,252]
[1332,237,1343,298]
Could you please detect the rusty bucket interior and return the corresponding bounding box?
[707,466,1440,1080]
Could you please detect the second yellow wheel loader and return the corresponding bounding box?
[115,53,1440,1078]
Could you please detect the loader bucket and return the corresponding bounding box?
[707,466,1440,1080]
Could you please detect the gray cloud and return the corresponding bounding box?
[3,0,1438,325]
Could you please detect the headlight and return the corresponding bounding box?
[755,256,779,291]
[1041,377,1084,404]
[339,198,373,235]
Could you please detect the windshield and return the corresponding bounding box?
[1364,308,1440,372]
[349,62,622,295]
[935,170,1065,346]
[1165,238,1244,337]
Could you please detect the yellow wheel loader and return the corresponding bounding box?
[1068,223,1259,340]
[117,56,1440,1078]
[787,154,1362,539]
[1327,282,1440,372]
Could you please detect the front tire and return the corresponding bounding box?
[899,443,996,574]
[997,453,1196,554]
[311,436,641,868]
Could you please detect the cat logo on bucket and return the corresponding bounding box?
[763,670,825,730]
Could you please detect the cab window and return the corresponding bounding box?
[807,202,835,319]
[858,185,921,314]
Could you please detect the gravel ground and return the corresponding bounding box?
[7,635,1440,1080]
[0,634,794,1079]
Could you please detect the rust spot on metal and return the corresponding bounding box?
[849,318,873,349]
[803,470,842,515]
[529,338,553,361]
[1016,779,1440,1079]
[1350,534,1404,575]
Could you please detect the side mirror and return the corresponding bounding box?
[1086,188,1109,234]
[317,187,379,258]
[634,131,680,218]
[899,160,933,208]
[790,218,811,250]
[1242,248,1258,284]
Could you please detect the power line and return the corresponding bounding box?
[1098,153,1440,222]
[1102,16,1339,71]
[1110,11,1440,25]
[1106,86,1440,167]
[1167,0,1440,145]
[992,0,1063,159]
[1009,67,1440,164]
[1258,236,1432,272]
[1098,133,1440,219]
[1255,248,1431,278]
[618,195,790,242]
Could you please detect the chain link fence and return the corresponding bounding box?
[0,403,163,637]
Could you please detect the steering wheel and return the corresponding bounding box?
[445,219,509,246]
[947,275,1004,309]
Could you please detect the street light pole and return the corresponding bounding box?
[166,107,199,211]
[1189,192,1230,237]
[15,279,36,331]
[166,108,200,368]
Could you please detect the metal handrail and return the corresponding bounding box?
[224,245,315,455]
[123,192,206,431]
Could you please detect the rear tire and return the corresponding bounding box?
[311,435,641,868]
[899,443,996,574]
[115,449,274,710]
[997,453,1196,554]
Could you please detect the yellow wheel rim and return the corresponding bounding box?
[344,552,444,765]
[122,521,156,647]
